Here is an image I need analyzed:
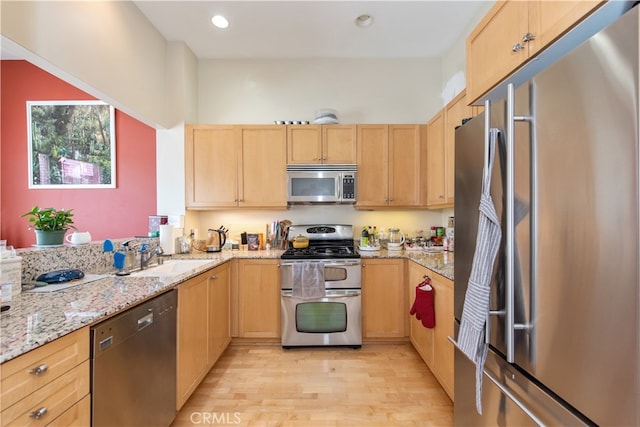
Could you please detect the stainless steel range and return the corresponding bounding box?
[280,224,362,348]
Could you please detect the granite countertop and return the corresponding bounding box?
[360,249,454,281]
[0,248,453,364]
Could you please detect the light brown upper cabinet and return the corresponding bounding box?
[287,125,356,164]
[185,125,287,209]
[426,111,446,208]
[467,0,603,103]
[356,125,427,208]
[426,91,477,208]
[239,126,287,208]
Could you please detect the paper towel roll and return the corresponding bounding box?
[159,224,176,254]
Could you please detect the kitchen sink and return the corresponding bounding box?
[129,259,213,277]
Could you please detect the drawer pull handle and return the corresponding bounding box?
[29,364,48,375]
[29,407,47,419]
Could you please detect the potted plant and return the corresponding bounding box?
[22,206,76,246]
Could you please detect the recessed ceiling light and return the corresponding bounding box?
[211,15,229,29]
[355,14,373,28]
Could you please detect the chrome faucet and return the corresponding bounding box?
[140,244,165,270]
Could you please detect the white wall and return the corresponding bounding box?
[0,1,170,128]
[197,58,443,124]
[157,42,199,217]
[440,0,495,105]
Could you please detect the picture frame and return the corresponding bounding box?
[27,100,116,189]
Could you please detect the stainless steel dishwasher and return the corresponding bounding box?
[91,289,177,427]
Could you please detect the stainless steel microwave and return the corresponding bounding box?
[286,164,356,204]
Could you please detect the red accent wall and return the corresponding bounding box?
[1,60,157,248]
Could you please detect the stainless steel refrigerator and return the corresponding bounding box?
[454,3,639,426]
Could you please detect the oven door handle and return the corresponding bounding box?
[281,290,361,298]
[280,262,361,267]
[323,262,361,267]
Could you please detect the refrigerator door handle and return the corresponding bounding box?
[484,98,508,346]
[449,335,546,427]
[483,99,491,185]
[506,83,533,362]
[483,368,546,427]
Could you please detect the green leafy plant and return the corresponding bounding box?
[21,206,76,231]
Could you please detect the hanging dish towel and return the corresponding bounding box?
[457,128,502,415]
[410,277,435,328]
[292,261,325,299]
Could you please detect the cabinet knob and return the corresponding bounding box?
[512,43,525,52]
[522,32,536,43]
[210,275,218,280]
[29,364,48,375]
[29,407,47,420]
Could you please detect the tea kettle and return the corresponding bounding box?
[206,228,227,253]
[388,228,405,251]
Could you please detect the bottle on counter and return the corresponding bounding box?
[368,226,376,247]
[360,226,369,248]
[378,228,388,249]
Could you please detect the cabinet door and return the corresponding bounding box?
[323,125,357,164]
[356,125,389,207]
[1,327,89,410]
[389,125,422,207]
[426,111,447,208]
[287,125,322,164]
[466,1,529,103]
[431,273,454,401]
[528,1,602,57]
[176,273,210,409]
[208,262,231,366]
[408,262,434,367]
[239,126,287,208]
[47,394,90,427]
[362,259,405,338]
[237,259,281,338]
[444,90,475,205]
[185,125,239,208]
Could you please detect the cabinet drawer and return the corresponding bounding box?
[1,327,89,409]
[46,394,90,427]
[1,360,89,427]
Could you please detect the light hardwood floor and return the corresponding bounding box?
[172,343,453,427]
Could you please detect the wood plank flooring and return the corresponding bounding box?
[172,343,453,427]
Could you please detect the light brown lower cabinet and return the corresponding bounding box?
[407,261,454,401]
[236,259,281,338]
[0,327,90,426]
[176,262,231,410]
[362,258,406,338]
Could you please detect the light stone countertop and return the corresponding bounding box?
[1,248,453,363]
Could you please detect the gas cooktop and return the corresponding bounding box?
[281,224,360,260]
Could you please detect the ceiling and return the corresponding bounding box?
[132,1,489,59]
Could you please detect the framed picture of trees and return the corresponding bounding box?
[27,100,116,188]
